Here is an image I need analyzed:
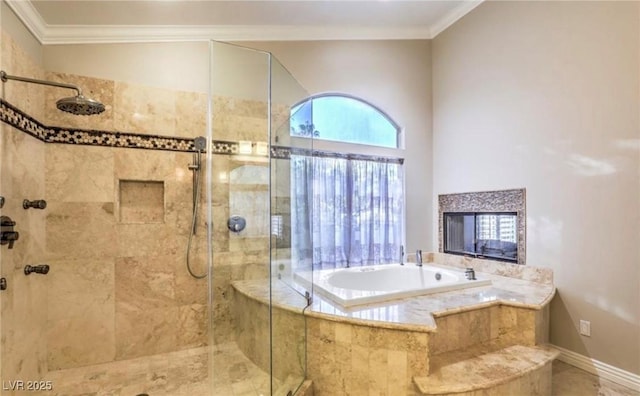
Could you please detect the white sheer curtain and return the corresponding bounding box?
[291,154,404,270]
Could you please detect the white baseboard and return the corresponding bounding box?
[552,345,640,392]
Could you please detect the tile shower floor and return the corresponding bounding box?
[44,342,271,396]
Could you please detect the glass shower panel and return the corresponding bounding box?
[269,55,311,394]
[209,41,272,395]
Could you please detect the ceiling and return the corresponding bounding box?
[6,0,483,44]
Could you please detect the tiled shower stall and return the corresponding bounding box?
[0,19,310,395]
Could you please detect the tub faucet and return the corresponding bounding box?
[416,250,422,267]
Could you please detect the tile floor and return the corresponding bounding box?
[552,361,639,396]
[44,342,272,396]
[41,348,639,396]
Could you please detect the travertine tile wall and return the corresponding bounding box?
[0,30,49,389]
[38,69,212,370]
[44,145,209,370]
[233,289,306,385]
[428,305,549,357]
[305,318,431,396]
[42,72,207,138]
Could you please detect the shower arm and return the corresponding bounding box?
[0,71,83,96]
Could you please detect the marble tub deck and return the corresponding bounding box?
[234,262,555,331]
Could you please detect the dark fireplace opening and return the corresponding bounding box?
[443,212,518,263]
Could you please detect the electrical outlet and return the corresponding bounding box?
[579,320,591,337]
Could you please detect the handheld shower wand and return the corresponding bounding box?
[186,136,207,279]
[189,136,207,234]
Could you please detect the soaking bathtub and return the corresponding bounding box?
[294,264,491,307]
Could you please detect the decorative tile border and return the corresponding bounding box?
[0,99,48,140]
[0,99,241,154]
[438,188,526,264]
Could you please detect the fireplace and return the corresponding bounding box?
[443,212,518,262]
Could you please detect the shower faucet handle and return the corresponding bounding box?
[1,231,19,249]
[23,199,47,210]
[24,264,50,275]
[0,215,19,249]
[227,215,246,233]
[1,216,15,227]
[465,267,476,280]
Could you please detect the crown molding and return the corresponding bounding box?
[4,0,47,40]
[32,25,436,45]
[5,0,483,44]
[429,0,484,38]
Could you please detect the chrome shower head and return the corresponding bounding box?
[56,95,105,116]
[1,70,105,116]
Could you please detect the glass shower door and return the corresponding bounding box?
[209,41,273,395]
[269,55,312,395]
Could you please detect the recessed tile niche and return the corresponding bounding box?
[119,180,165,223]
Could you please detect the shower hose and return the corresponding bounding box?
[186,164,207,279]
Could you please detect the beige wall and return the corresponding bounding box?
[244,40,434,254]
[0,2,40,65]
[432,1,639,374]
[43,41,209,94]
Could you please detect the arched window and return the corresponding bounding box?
[289,93,405,270]
[290,93,401,149]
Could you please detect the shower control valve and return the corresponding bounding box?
[227,215,246,233]
[0,215,19,249]
[24,264,50,275]
[0,278,6,291]
[23,199,47,210]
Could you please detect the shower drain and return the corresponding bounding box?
[135,394,149,396]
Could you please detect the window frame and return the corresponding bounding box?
[290,92,403,149]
